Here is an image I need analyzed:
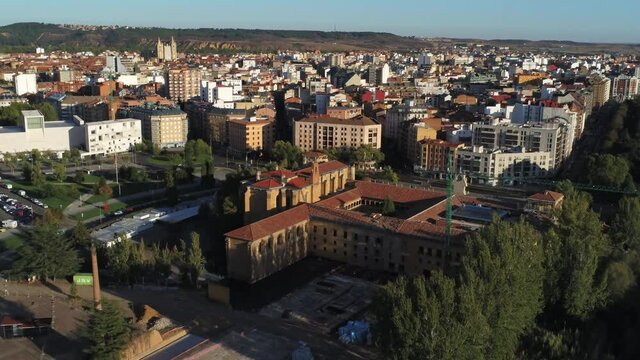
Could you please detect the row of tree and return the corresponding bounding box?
[0,102,58,126]
[371,181,640,359]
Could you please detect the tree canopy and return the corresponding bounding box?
[82,300,131,360]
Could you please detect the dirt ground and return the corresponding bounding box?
[0,279,132,360]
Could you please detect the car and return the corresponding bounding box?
[113,210,124,216]
[0,228,6,233]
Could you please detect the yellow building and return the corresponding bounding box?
[226,181,477,284]
[406,122,438,165]
[165,68,201,102]
[243,161,354,223]
[129,106,188,148]
[294,115,381,152]
[227,117,275,157]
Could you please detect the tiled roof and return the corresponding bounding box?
[296,160,348,177]
[528,191,564,202]
[263,169,296,179]
[252,178,283,189]
[315,189,361,208]
[287,177,308,189]
[225,205,310,242]
[308,205,463,240]
[354,181,445,204]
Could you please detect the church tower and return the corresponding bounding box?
[170,36,177,60]
[156,38,164,60]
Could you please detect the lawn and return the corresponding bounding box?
[71,200,128,221]
[8,180,80,210]
[86,181,163,204]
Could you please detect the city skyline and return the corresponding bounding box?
[1,0,639,44]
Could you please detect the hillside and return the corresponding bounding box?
[0,23,638,55]
[0,22,428,53]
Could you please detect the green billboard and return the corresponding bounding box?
[73,273,94,286]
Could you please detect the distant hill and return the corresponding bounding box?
[0,23,638,55]
[0,22,428,54]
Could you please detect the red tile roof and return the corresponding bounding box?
[225,205,310,242]
[262,169,296,179]
[287,177,308,189]
[315,189,361,208]
[528,191,564,202]
[252,178,283,189]
[354,181,445,204]
[296,160,348,177]
[308,205,464,239]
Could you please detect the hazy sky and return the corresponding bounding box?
[1,0,638,43]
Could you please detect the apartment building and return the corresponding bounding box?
[165,68,201,102]
[455,146,552,184]
[294,115,381,152]
[590,74,611,108]
[128,105,188,148]
[184,102,246,148]
[471,118,574,169]
[227,117,275,157]
[416,139,464,175]
[83,118,142,156]
[611,75,639,102]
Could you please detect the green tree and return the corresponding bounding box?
[82,300,131,360]
[222,196,238,215]
[355,144,385,165]
[382,166,399,184]
[586,153,630,188]
[382,196,395,215]
[36,102,59,121]
[105,236,133,283]
[465,218,544,359]
[545,181,609,319]
[610,196,640,253]
[30,162,45,187]
[187,231,205,286]
[70,148,81,167]
[69,220,92,248]
[3,152,18,174]
[74,169,84,183]
[53,162,66,182]
[22,162,32,182]
[371,218,544,360]
[12,223,82,280]
[271,140,302,169]
[165,170,179,205]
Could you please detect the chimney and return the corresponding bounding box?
[91,244,102,311]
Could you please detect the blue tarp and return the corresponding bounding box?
[338,321,370,345]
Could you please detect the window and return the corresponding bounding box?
[323,228,327,235]
[333,229,337,236]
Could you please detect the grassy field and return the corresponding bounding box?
[86,181,163,204]
[7,180,79,210]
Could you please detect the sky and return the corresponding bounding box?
[1,0,639,43]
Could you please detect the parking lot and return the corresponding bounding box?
[0,185,48,228]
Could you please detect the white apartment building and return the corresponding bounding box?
[14,73,37,96]
[384,104,434,140]
[456,146,552,185]
[294,115,381,152]
[82,118,142,156]
[471,118,575,169]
